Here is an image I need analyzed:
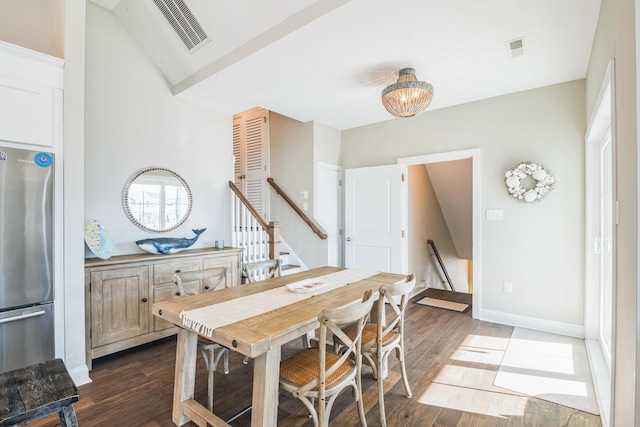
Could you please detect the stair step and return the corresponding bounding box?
[281,264,300,271]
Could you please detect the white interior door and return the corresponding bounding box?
[317,162,342,266]
[344,164,407,273]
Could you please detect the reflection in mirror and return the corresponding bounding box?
[123,167,192,233]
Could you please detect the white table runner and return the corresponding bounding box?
[180,269,379,338]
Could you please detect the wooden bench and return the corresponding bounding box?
[0,359,79,427]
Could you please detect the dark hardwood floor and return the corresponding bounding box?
[26,291,600,426]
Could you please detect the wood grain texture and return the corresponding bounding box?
[0,359,78,426]
[23,289,601,427]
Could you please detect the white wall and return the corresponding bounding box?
[269,112,330,267]
[313,121,342,166]
[408,165,469,293]
[85,4,233,257]
[586,0,638,425]
[343,80,586,332]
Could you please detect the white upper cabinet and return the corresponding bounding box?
[0,41,63,147]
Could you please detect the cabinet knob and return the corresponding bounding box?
[175,269,182,273]
[204,285,210,290]
[175,292,180,296]
[142,298,148,303]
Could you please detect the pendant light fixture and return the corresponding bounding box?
[381,68,433,118]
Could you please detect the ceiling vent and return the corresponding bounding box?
[506,37,525,58]
[153,0,210,52]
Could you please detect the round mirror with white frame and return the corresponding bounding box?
[123,167,192,233]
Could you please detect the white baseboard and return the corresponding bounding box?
[479,308,585,338]
[69,365,92,386]
[412,280,428,296]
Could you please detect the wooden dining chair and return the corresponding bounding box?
[172,267,231,412]
[279,289,374,427]
[243,258,281,283]
[335,274,416,427]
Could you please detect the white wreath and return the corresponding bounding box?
[505,161,555,202]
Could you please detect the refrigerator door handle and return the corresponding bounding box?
[0,310,46,325]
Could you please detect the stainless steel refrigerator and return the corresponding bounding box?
[0,145,55,373]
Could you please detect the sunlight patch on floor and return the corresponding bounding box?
[495,371,589,397]
[494,328,599,415]
[460,334,510,351]
[500,343,576,375]
[418,383,529,418]
[417,333,528,418]
[450,345,505,365]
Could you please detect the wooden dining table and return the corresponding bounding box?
[152,266,406,427]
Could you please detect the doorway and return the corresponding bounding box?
[397,149,481,317]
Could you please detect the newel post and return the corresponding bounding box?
[269,221,281,261]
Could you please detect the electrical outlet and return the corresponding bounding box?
[503,281,513,293]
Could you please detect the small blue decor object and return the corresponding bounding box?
[136,228,206,255]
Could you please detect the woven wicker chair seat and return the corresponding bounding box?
[280,348,350,386]
[343,323,395,347]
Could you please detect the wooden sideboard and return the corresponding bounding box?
[84,247,243,370]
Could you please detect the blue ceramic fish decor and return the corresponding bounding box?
[136,228,206,255]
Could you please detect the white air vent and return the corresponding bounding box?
[153,0,209,52]
[506,37,525,58]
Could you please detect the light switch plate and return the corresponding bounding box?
[486,209,504,221]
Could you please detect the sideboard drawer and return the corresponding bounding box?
[153,259,201,285]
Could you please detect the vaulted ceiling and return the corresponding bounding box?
[90,0,600,130]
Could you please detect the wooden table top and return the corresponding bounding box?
[152,267,405,358]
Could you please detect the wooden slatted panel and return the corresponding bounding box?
[244,114,266,216]
[232,119,242,187]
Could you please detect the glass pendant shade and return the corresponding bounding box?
[381,68,433,118]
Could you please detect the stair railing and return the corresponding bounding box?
[267,177,327,240]
[229,181,280,266]
[427,240,455,291]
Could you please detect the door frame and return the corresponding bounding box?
[315,161,343,266]
[584,59,615,427]
[397,148,481,319]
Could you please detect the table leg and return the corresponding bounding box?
[251,346,281,427]
[173,328,199,426]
